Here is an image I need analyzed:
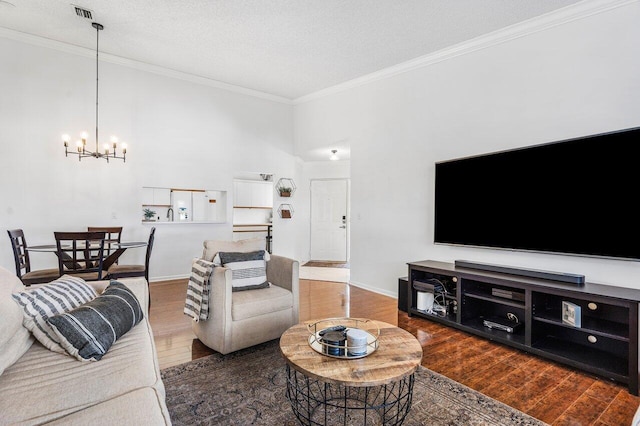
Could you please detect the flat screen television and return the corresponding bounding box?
[434,126,640,261]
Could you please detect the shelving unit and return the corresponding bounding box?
[407,260,640,394]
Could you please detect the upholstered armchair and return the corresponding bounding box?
[192,238,299,355]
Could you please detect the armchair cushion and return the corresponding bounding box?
[231,284,294,321]
[219,250,270,291]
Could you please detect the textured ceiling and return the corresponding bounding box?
[0,0,583,100]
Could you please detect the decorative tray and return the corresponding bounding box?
[307,318,380,359]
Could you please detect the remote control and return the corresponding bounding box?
[318,325,346,336]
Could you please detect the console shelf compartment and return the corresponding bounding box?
[463,291,525,309]
[407,260,640,395]
[411,307,456,323]
[461,316,526,346]
[532,336,628,379]
[532,315,629,342]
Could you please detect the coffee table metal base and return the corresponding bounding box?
[285,365,415,426]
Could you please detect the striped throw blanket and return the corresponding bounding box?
[184,258,215,322]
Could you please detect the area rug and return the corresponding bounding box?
[161,340,546,425]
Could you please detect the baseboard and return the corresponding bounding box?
[349,280,397,299]
[149,274,189,283]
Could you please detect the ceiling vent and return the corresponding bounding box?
[72,4,93,20]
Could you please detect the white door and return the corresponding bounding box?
[310,179,348,261]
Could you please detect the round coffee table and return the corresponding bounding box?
[279,319,423,425]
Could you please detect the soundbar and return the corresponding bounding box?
[454,260,585,285]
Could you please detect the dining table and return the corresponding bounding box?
[26,241,147,269]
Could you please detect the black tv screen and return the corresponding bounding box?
[434,127,640,261]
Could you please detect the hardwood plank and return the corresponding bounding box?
[148,278,640,425]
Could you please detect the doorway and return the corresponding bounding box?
[310,179,349,262]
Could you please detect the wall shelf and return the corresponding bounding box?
[141,221,226,225]
[278,204,294,218]
[276,178,296,197]
[233,206,273,210]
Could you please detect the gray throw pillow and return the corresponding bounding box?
[218,250,270,291]
[47,281,144,361]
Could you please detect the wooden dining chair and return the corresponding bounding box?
[7,229,60,286]
[107,227,156,282]
[54,231,108,281]
[87,226,122,262]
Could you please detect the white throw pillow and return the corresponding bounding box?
[12,275,98,353]
[218,250,270,291]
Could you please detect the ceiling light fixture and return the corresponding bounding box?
[330,150,339,161]
[62,22,127,162]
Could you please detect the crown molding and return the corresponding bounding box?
[0,27,293,105]
[1,0,633,106]
[293,0,636,104]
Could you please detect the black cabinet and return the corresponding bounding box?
[407,260,640,394]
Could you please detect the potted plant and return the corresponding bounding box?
[279,187,292,197]
[143,208,157,221]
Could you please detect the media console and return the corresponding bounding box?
[407,260,640,395]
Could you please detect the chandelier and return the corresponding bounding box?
[63,22,127,162]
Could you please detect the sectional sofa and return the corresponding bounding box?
[0,266,171,425]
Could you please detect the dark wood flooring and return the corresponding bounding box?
[149,278,639,425]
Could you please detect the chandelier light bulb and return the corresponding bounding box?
[81,131,88,141]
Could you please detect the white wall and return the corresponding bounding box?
[0,37,296,280]
[294,2,640,296]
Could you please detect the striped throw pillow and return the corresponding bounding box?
[47,281,144,361]
[219,250,270,291]
[11,275,97,353]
